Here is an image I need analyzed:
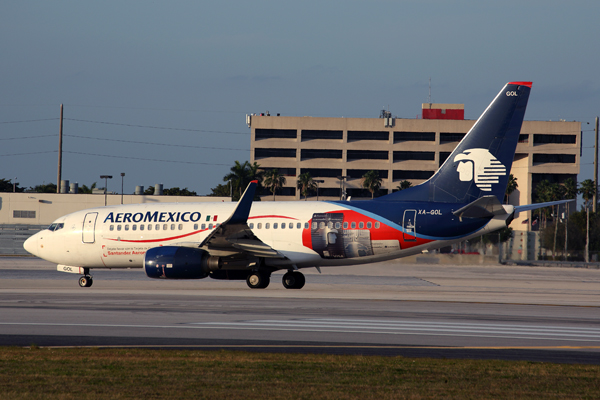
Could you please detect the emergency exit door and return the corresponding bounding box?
[82,212,98,243]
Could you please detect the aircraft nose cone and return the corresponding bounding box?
[23,234,39,256]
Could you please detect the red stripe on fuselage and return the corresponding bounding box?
[106,228,208,243]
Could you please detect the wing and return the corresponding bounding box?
[198,181,286,259]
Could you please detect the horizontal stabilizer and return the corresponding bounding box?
[453,195,506,219]
[514,199,575,214]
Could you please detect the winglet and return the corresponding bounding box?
[228,181,257,225]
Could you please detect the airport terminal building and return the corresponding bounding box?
[248,103,581,235]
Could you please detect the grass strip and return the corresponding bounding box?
[1,347,599,399]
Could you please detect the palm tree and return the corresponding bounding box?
[562,178,578,258]
[549,183,565,259]
[396,180,412,191]
[579,179,596,263]
[263,169,286,201]
[361,170,382,199]
[297,172,316,200]
[223,161,252,200]
[79,182,97,194]
[534,180,551,229]
[504,174,518,204]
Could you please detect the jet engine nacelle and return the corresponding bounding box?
[144,246,212,279]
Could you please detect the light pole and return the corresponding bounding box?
[100,175,112,206]
[336,176,348,201]
[120,173,125,204]
[314,179,324,201]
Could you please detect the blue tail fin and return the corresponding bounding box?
[381,81,532,204]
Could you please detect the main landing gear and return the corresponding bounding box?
[246,272,270,289]
[282,271,305,289]
[245,270,306,289]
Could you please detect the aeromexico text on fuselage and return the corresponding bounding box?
[104,211,203,224]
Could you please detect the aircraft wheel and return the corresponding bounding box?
[78,275,93,288]
[247,272,270,289]
[282,271,305,289]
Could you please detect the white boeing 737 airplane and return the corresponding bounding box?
[23,82,569,289]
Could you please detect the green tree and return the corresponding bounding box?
[396,180,412,191]
[79,182,97,194]
[224,161,253,201]
[504,174,518,204]
[534,180,552,228]
[579,179,596,262]
[562,177,578,258]
[163,187,197,196]
[208,182,231,198]
[31,183,57,193]
[0,178,24,192]
[361,170,382,199]
[263,169,286,201]
[297,172,316,200]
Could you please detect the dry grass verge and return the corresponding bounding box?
[1,347,599,399]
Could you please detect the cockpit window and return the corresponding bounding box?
[47,223,64,231]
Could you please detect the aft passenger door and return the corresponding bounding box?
[82,212,98,243]
[402,210,417,241]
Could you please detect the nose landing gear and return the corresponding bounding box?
[78,275,93,287]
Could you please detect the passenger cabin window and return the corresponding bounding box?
[343,222,348,229]
[359,222,364,229]
[289,223,293,229]
[265,223,270,229]
[147,224,152,231]
[140,225,144,231]
[170,224,175,230]
[280,223,285,229]
[375,222,380,229]
[178,224,183,230]
[249,223,254,229]
[257,223,262,229]
[304,223,309,229]
[110,225,114,231]
[163,224,168,230]
[335,222,341,229]
[201,223,206,230]
[117,225,122,231]
[274,223,278,229]
[194,223,198,230]
[351,222,356,229]
[124,225,129,231]
[367,222,372,229]
[155,224,160,230]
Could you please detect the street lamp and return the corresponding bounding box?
[120,173,125,204]
[314,179,324,201]
[336,176,348,201]
[100,175,112,206]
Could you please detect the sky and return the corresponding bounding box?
[1,1,599,196]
